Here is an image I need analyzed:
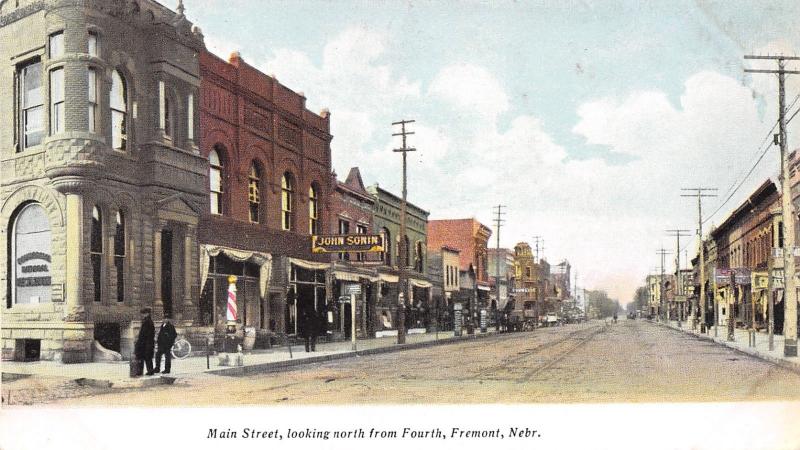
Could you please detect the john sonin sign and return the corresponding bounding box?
[312,234,384,253]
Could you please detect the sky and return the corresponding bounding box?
[183,0,800,304]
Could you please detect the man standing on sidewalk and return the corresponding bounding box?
[134,308,156,376]
[154,316,177,374]
[301,307,318,352]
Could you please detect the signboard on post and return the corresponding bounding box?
[453,303,463,337]
[674,295,687,303]
[312,235,384,253]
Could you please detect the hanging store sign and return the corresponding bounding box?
[714,268,751,286]
[311,234,384,253]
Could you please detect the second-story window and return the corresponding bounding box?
[111,70,127,150]
[281,173,294,231]
[338,219,350,261]
[49,68,64,134]
[49,32,64,59]
[209,149,224,215]
[308,184,319,234]
[88,31,98,57]
[356,224,367,262]
[19,60,44,150]
[248,164,260,223]
[88,68,98,133]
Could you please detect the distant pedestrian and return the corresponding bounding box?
[134,308,155,376]
[155,316,177,374]
[301,307,318,352]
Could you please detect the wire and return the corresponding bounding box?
[701,97,800,225]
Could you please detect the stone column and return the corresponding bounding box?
[153,228,162,314]
[182,226,196,323]
[64,193,84,319]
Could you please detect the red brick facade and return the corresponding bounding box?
[427,219,492,283]
[198,51,333,259]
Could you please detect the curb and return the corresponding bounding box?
[651,321,800,376]
[207,330,501,377]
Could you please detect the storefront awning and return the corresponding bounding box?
[379,273,399,283]
[200,245,272,298]
[409,278,432,289]
[332,270,380,283]
[288,257,330,271]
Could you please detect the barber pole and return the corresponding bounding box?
[227,275,238,323]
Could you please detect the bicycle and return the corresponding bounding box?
[171,336,192,359]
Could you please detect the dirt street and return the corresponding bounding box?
[51,320,800,406]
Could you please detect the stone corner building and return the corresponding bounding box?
[1,0,207,363]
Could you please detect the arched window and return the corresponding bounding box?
[114,211,125,303]
[209,147,224,215]
[91,206,103,303]
[110,70,127,150]
[281,172,295,231]
[248,163,261,223]
[10,203,52,306]
[308,183,319,234]
[381,228,391,263]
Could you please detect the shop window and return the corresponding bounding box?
[18,59,44,150]
[91,206,103,302]
[414,241,424,272]
[10,203,52,306]
[111,70,128,150]
[114,211,125,302]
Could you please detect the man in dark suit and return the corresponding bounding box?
[301,307,318,352]
[134,308,156,376]
[154,316,177,374]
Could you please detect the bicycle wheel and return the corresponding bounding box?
[171,338,192,359]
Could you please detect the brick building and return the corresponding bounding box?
[707,179,781,332]
[427,218,492,326]
[327,167,379,339]
[368,184,431,334]
[1,0,207,362]
[198,50,333,339]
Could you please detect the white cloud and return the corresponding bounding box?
[429,64,510,120]
[236,25,777,305]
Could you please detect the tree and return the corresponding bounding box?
[585,289,620,318]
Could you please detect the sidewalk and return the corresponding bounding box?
[654,319,800,374]
[2,328,499,389]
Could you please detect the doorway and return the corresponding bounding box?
[161,229,173,318]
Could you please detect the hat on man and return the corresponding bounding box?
[140,307,152,315]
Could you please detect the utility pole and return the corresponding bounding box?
[493,205,506,332]
[745,54,800,357]
[392,119,416,345]
[728,270,737,342]
[666,229,691,328]
[657,248,672,323]
[532,236,544,263]
[682,188,718,332]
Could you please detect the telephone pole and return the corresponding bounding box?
[657,248,672,323]
[666,229,691,327]
[392,119,416,345]
[745,54,800,357]
[682,187,718,331]
[532,236,544,263]
[493,205,506,331]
